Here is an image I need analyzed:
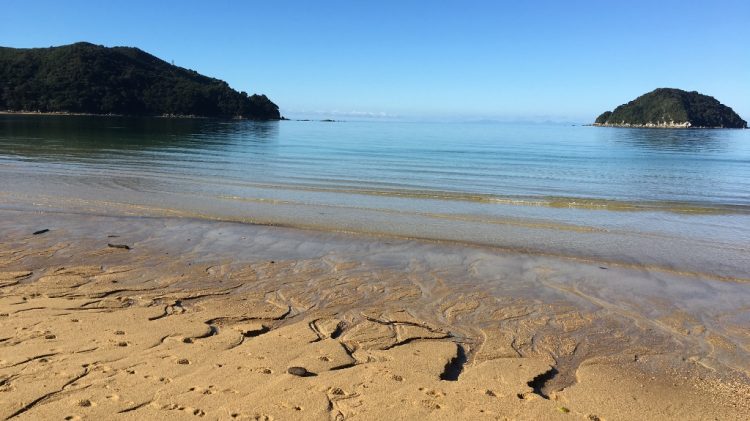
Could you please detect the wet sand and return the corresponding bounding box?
[1,209,749,420]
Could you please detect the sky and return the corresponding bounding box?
[2,0,749,122]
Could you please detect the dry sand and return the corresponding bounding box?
[0,210,748,420]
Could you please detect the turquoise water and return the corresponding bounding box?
[2,115,750,208]
[1,115,749,278]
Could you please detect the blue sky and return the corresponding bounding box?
[3,0,749,122]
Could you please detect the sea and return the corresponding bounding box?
[1,114,749,280]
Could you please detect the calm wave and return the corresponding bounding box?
[1,115,749,279]
[2,115,749,210]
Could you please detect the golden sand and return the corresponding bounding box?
[0,211,748,420]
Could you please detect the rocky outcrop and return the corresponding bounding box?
[594,88,746,128]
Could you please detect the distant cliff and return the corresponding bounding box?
[0,42,280,120]
[594,88,746,128]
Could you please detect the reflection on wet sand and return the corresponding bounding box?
[1,210,748,420]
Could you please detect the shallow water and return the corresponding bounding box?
[2,210,748,383]
[1,115,749,278]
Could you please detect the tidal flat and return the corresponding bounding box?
[0,210,748,420]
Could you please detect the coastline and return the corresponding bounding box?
[2,177,748,283]
[2,6,748,420]
[0,111,283,121]
[592,122,747,129]
[1,209,748,420]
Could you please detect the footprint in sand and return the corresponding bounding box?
[162,403,206,417]
[420,400,442,410]
[329,387,346,396]
[189,385,216,395]
[188,408,206,417]
[229,411,275,420]
[419,387,445,398]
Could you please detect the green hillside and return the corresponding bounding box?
[0,42,280,120]
[594,88,746,128]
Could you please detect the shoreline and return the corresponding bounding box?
[0,111,283,121]
[1,184,748,282]
[0,210,748,419]
[3,203,748,286]
[592,122,748,129]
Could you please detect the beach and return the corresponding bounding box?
[1,116,749,419]
[1,209,748,420]
[3,2,749,418]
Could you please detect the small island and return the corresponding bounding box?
[0,42,280,120]
[594,88,747,128]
